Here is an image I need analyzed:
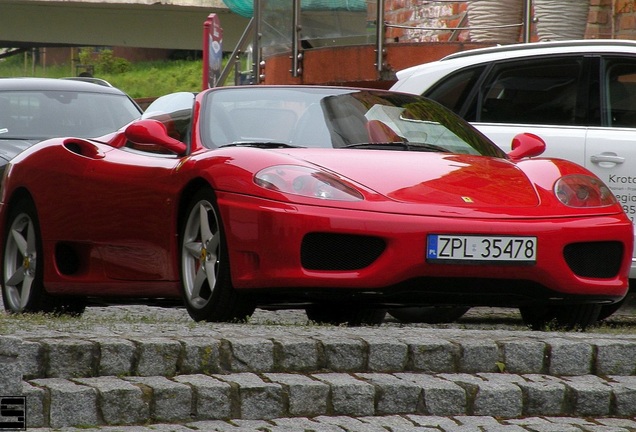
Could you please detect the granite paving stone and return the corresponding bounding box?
[213,372,284,420]
[403,337,460,373]
[439,373,523,417]
[499,339,547,374]
[132,338,182,377]
[74,376,151,425]
[315,415,391,432]
[317,336,367,372]
[263,372,329,417]
[174,373,233,420]
[594,339,636,376]
[355,372,422,415]
[312,372,375,416]
[221,337,275,372]
[515,374,567,416]
[0,336,21,395]
[362,336,409,372]
[30,377,100,428]
[606,375,636,416]
[124,376,193,423]
[395,372,467,416]
[548,339,594,376]
[562,375,613,416]
[178,337,222,375]
[93,337,137,377]
[456,338,501,373]
[22,381,45,428]
[269,416,345,431]
[272,336,320,372]
[18,339,45,379]
[44,338,97,378]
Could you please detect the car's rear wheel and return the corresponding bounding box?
[305,304,386,326]
[2,198,85,315]
[388,306,470,324]
[519,303,602,330]
[180,188,254,322]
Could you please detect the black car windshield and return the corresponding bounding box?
[201,87,504,158]
[0,90,141,140]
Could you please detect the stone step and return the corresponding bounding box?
[3,323,636,429]
[7,331,636,380]
[19,372,636,428]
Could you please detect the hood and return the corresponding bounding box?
[0,138,39,163]
[287,149,539,209]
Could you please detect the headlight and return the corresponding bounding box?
[254,165,363,201]
[554,174,616,207]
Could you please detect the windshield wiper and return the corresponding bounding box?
[220,141,302,149]
[342,142,449,152]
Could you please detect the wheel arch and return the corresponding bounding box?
[176,178,215,236]
[4,187,36,213]
[2,187,37,231]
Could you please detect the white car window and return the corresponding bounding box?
[606,61,636,127]
[477,58,584,126]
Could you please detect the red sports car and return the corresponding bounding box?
[0,86,632,329]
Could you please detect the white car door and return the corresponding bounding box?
[473,123,587,164]
[585,58,636,276]
[586,128,636,277]
[586,128,636,223]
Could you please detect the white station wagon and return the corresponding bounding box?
[391,39,636,322]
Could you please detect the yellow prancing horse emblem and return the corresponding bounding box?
[462,197,473,203]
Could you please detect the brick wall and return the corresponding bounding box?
[384,0,470,42]
[384,0,636,43]
[613,0,636,39]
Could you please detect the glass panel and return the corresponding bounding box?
[605,59,636,128]
[479,57,582,125]
[261,0,373,57]
[424,65,486,120]
[202,86,503,157]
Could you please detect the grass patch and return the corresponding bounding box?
[0,55,204,99]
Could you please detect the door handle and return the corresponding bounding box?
[590,153,625,164]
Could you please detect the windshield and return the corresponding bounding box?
[200,87,504,157]
[0,90,141,140]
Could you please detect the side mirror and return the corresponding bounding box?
[507,133,546,161]
[124,119,187,155]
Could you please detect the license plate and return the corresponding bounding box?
[426,234,537,264]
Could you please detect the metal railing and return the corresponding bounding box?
[217,0,533,86]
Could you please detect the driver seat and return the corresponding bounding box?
[366,120,401,143]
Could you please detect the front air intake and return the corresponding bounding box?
[563,241,623,278]
[301,233,386,271]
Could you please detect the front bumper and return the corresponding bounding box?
[218,192,632,306]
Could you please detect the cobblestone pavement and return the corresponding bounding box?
[1,298,636,431]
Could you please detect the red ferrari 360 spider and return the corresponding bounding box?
[0,86,632,329]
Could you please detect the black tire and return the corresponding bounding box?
[179,188,254,322]
[519,304,602,331]
[597,298,626,321]
[305,304,386,326]
[2,198,86,316]
[388,306,470,324]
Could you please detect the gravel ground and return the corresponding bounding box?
[2,293,636,336]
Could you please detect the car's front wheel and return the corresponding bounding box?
[2,198,85,315]
[180,188,254,322]
[519,303,602,330]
